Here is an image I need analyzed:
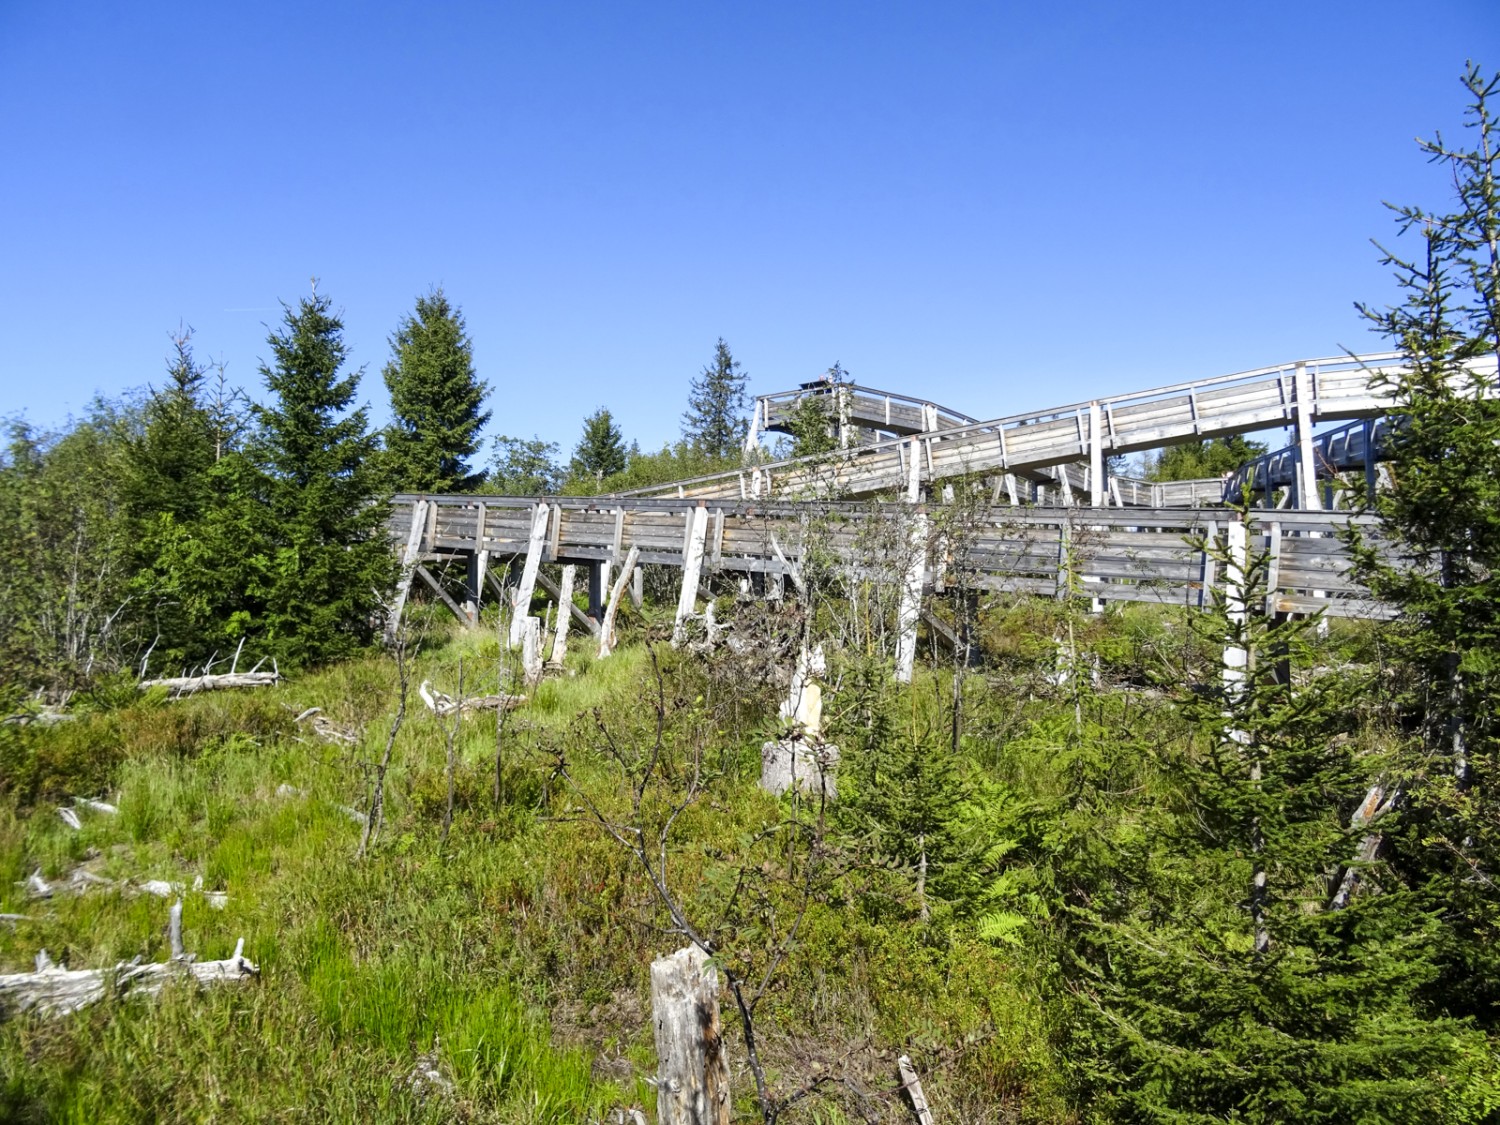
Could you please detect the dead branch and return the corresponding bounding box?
[139,671,279,696]
[0,937,258,1019]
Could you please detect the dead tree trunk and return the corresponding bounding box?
[651,945,730,1125]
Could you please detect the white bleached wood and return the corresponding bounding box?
[0,938,258,1018]
[673,507,711,646]
[385,499,429,645]
[897,1055,935,1125]
[894,514,929,684]
[509,505,552,648]
[650,945,730,1125]
[598,544,641,658]
[139,671,279,695]
[548,564,577,666]
[520,617,544,687]
[534,568,601,637]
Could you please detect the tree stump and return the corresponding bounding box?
[650,945,730,1125]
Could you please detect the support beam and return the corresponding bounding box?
[1089,401,1105,508]
[384,500,429,646]
[598,544,641,658]
[414,564,468,626]
[586,561,606,622]
[673,506,711,646]
[548,565,577,665]
[535,567,601,637]
[520,617,543,686]
[1294,361,1322,511]
[463,551,481,628]
[508,505,551,648]
[630,565,643,610]
[894,513,929,683]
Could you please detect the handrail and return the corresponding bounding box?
[623,352,1412,498]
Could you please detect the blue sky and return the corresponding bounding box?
[2,2,1497,459]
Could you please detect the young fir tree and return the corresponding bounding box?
[252,287,392,666]
[380,289,490,492]
[1057,508,1481,1122]
[123,329,260,668]
[681,337,748,460]
[1349,62,1500,1025]
[124,329,216,530]
[568,407,627,487]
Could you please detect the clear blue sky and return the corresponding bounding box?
[2,2,1497,457]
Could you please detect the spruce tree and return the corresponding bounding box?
[682,338,748,460]
[124,329,252,668]
[1058,507,1481,1121]
[253,287,392,666]
[124,329,216,529]
[1349,62,1500,1025]
[380,289,490,493]
[1145,434,1267,481]
[568,407,627,487]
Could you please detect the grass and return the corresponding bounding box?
[0,599,1265,1123]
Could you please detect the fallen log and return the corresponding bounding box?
[0,938,258,1019]
[417,681,525,717]
[292,706,358,745]
[21,868,228,909]
[139,671,279,696]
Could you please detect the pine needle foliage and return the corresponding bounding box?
[380,289,491,493]
[1058,507,1480,1123]
[568,407,627,487]
[252,288,393,667]
[682,338,749,460]
[1348,62,1500,1026]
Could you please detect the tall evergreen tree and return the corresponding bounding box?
[253,287,392,666]
[568,407,627,487]
[1349,62,1500,1025]
[380,289,490,492]
[123,329,216,530]
[122,329,247,669]
[682,338,749,460]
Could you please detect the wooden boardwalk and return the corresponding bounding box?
[382,350,1485,658]
[632,352,1498,509]
[388,495,1389,623]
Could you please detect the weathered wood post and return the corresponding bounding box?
[650,945,730,1125]
[894,512,929,684]
[587,561,607,623]
[548,564,576,668]
[508,504,551,648]
[520,617,544,687]
[673,505,711,646]
[598,545,641,659]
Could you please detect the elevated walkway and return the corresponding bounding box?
[636,353,1495,508]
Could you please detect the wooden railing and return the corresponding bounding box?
[390,495,1392,620]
